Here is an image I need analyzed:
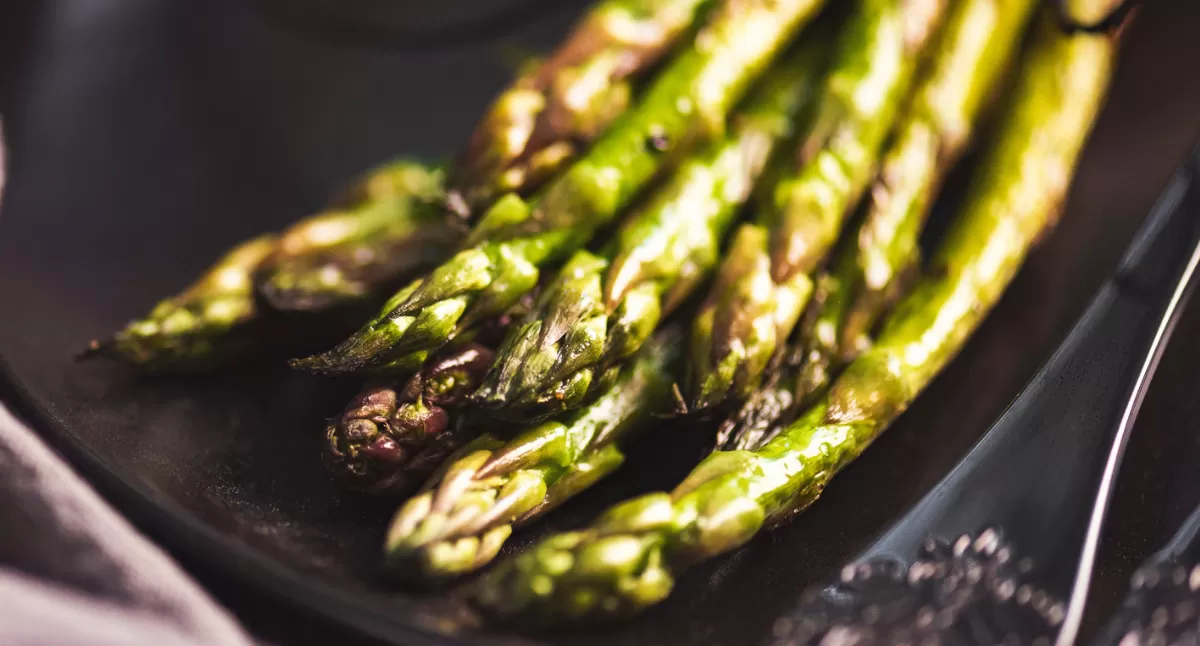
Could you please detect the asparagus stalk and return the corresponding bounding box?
[446,0,712,222]
[790,0,1041,407]
[83,160,455,371]
[722,0,1042,450]
[291,0,830,378]
[82,235,278,371]
[470,39,829,420]
[325,343,495,496]
[383,329,679,580]
[686,0,949,412]
[258,160,457,311]
[472,9,1117,624]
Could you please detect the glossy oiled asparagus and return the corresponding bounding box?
[446,0,712,222]
[471,40,828,420]
[472,10,1116,624]
[723,0,1041,451]
[383,330,678,580]
[83,235,278,371]
[84,160,455,371]
[325,344,495,496]
[290,0,829,378]
[258,160,457,312]
[790,0,1040,408]
[686,0,948,412]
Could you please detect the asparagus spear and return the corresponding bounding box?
[446,0,712,222]
[686,0,949,412]
[470,39,829,420]
[323,289,540,494]
[383,329,678,580]
[258,159,457,312]
[325,343,496,496]
[472,8,1117,624]
[82,235,278,371]
[290,0,830,378]
[83,160,455,371]
[722,0,1042,450]
[791,0,1040,408]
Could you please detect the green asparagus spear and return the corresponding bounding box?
[472,8,1117,624]
[686,0,949,412]
[325,343,495,496]
[722,0,1042,450]
[83,160,455,371]
[446,0,713,222]
[471,39,829,420]
[791,0,1040,407]
[83,235,278,371]
[258,160,457,312]
[383,329,678,580]
[291,0,830,377]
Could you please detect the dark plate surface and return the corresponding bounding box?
[2,2,1200,645]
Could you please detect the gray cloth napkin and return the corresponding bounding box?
[0,403,254,646]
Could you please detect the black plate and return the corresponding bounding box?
[2,2,1200,645]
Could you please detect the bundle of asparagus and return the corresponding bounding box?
[385,328,681,580]
[290,0,829,377]
[84,0,1127,632]
[378,39,832,580]
[88,0,714,372]
[298,0,834,505]
[471,34,830,420]
[720,0,1041,451]
[472,0,1119,625]
[685,0,947,414]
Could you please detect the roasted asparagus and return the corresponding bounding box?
[473,7,1116,623]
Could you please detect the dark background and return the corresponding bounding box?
[1,1,1200,644]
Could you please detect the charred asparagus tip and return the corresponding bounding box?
[325,343,495,495]
[325,417,416,496]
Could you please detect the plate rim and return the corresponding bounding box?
[0,353,484,646]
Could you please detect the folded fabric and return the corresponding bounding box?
[0,403,253,646]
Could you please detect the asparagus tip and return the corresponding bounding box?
[471,529,674,627]
[383,496,516,582]
[323,417,416,495]
[288,330,394,375]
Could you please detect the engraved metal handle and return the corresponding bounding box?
[1094,496,1200,643]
